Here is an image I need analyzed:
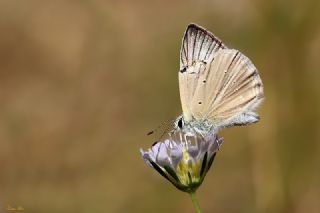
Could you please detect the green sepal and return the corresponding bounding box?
[200,152,208,178]
[207,152,217,172]
[163,165,180,183]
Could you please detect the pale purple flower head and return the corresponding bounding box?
[140,131,223,193]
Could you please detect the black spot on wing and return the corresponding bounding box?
[180,67,187,73]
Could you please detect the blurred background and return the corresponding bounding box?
[1,0,320,212]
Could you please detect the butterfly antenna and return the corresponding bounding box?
[159,121,174,140]
[146,117,177,136]
[146,120,168,136]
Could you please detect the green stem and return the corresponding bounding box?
[189,192,202,213]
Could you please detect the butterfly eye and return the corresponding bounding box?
[178,119,183,128]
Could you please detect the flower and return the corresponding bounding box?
[140,131,223,193]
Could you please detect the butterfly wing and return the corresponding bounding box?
[189,49,264,128]
[179,24,226,122]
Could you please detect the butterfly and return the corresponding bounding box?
[174,23,264,135]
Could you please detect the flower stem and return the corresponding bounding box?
[189,192,202,213]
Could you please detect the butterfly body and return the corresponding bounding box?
[174,116,216,136]
[173,24,264,136]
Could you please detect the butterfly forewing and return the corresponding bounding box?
[179,63,204,121]
[180,24,226,69]
[179,24,226,122]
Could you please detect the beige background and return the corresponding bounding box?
[0,0,320,212]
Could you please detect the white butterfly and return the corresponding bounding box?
[174,23,264,135]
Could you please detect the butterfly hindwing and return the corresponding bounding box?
[189,49,263,128]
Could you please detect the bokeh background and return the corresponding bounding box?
[1,0,320,212]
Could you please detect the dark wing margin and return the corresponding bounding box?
[180,23,227,69]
